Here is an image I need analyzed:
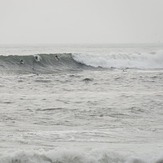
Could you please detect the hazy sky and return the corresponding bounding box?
[0,0,163,44]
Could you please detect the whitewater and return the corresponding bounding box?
[0,44,163,163]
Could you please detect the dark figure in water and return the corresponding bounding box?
[55,55,59,61]
[34,55,39,62]
[19,59,24,64]
[32,55,41,74]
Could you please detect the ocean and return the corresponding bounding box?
[0,44,163,163]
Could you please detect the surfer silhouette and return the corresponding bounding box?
[32,55,41,73]
[55,55,59,61]
[34,55,39,62]
[19,59,24,64]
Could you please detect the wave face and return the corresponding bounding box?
[1,150,163,163]
[0,51,163,74]
[72,51,163,69]
[0,53,88,74]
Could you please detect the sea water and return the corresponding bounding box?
[0,44,163,163]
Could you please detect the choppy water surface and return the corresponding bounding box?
[0,45,163,163]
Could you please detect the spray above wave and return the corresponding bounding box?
[72,51,163,69]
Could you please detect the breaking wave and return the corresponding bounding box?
[72,50,163,69]
[0,53,88,74]
[0,149,163,163]
[0,51,163,74]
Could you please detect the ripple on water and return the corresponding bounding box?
[34,79,52,83]
[82,78,94,82]
[36,107,64,112]
[17,79,24,82]
[1,101,13,104]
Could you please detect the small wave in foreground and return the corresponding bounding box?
[0,149,163,163]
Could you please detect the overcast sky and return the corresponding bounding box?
[0,0,163,44]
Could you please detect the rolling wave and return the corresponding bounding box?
[0,51,162,74]
[0,53,88,74]
[0,149,163,163]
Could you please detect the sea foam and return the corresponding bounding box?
[72,50,163,69]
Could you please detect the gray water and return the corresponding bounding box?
[0,44,163,163]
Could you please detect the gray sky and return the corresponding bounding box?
[0,0,163,44]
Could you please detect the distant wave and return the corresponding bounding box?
[0,51,162,74]
[0,149,163,163]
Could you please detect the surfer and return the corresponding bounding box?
[34,55,39,62]
[32,55,41,73]
[55,55,59,61]
[19,59,24,64]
